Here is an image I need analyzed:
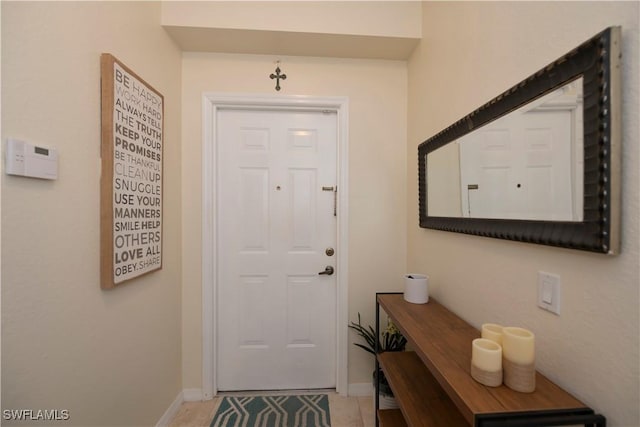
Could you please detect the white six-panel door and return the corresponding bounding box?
[216,108,337,391]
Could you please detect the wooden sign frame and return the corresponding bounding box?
[100,54,164,289]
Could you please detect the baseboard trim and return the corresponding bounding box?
[183,388,205,402]
[348,382,373,397]
[156,390,184,427]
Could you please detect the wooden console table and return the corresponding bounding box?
[375,293,606,427]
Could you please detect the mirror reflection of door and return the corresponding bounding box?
[458,79,584,221]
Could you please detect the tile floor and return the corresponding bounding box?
[169,392,375,427]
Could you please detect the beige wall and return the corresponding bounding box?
[407,2,639,426]
[1,2,182,426]
[162,1,421,38]
[181,53,407,390]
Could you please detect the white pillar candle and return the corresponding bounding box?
[502,327,535,365]
[471,338,502,372]
[481,323,503,346]
[404,274,429,304]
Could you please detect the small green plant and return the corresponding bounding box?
[348,313,407,397]
[348,313,407,355]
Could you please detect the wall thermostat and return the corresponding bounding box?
[5,138,58,180]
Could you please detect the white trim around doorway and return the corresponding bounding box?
[201,93,350,399]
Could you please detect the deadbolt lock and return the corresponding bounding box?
[325,247,335,256]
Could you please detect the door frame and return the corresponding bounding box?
[201,93,350,399]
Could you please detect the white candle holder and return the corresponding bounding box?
[502,327,536,393]
[470,338,502,387]
[481,323,503,346]
[403,274,429,304]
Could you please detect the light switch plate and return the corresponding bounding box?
[538,271,561,315]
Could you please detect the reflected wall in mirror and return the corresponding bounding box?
[419,27,621,254]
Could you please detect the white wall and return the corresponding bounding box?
[407,2,639,426]
[181,53,407,391]
[1,2,182,425]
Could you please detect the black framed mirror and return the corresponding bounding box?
[418,27,621,254]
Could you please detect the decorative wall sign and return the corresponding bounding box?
[100,53,164,289]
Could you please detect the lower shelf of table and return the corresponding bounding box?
[378,351,468,426]
[378,409,407,427]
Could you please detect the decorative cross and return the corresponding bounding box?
[270,65,287,91]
